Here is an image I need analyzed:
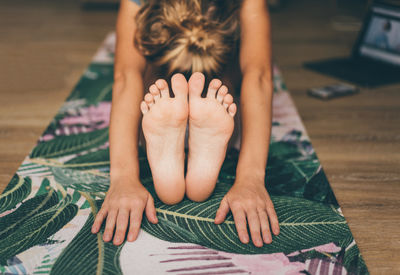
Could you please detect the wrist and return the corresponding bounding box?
[235,168,265,187]
[236,161,266,180]
[110,166,141,185]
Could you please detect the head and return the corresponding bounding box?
[134,0,241,79]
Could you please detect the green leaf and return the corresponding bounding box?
[50,201,123,275]
[140,183,352,255]
[66,64,114,105]
[65,148,110,170]
[268,141,304,159]
[219,138,337,206]
[0,189,59,240]
[0,174,31,213]
[33,253,53,275]
[304,168,339,206]
[50,166,109,193]
[36,178,52,196]
[30,128,109,159]
[0,193,78,265]
[343,244,369,274]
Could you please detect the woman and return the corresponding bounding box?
[91,0,280,249]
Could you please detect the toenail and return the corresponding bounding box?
[156,80,166,88]
[149,85,158,93]
[212,79,222,87]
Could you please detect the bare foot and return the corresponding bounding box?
[140,73,188,205]
[186,72,237,202]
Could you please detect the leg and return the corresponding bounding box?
[140,73,188,205]
[185,72,237,202]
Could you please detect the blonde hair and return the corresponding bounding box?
[134,0,241,77]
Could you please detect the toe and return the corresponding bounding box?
[216,85,228,104]
[155,79,170,98]
[188,72,205,98]
[144,93,154,107]
[140,101,149,114]
[228,103,237,117]
[149,84,161,102]
[223,93,234,109]
[207,79,222,99]
[171,73,188,98]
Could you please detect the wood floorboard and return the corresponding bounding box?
[0,0,399,273]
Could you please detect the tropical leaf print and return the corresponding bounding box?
[0,191,78,265]
[138,182,352,255]
[344,244,369,275]
[51,198,123,275]
[30,128,109,159]
[50,166,109,193]
[0,189,58,241]
[66,64,114,105]
[304,168,339,206]
[0,174,31,213]
[219,139,338,206]
[0,256,27,274]
[65,148,110,170]
[33,253,54,275]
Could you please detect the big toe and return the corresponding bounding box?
[171,73,188,98]
[188,72,205,98]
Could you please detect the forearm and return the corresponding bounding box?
[110,0,147,183]
[109,72,145,183]
[236,70,273,183]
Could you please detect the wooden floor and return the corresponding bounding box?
[1,0,399,273]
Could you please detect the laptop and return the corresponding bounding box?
[304,2,400,88]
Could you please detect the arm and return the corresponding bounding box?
[237,0,272,180]
[110,0,145,181]
[91,0,158,246]
[215,0,279,247]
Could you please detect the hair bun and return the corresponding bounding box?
[134,0,241,76]
[185,27,209,51]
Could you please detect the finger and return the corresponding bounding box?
[267,205,280,235]
[127,209,144,242]
[145,195,158,224]
[214,197,230,224]
[258,209,272,244]
[247,210,263,247]
[231,207,249,244]
[113,209,130,245]
[103,210,117,242]
[92,208,107,234]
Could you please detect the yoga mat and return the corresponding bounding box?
[0,33,368,275]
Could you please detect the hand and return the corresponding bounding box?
[214,175,279,247]
[91,177,158,246]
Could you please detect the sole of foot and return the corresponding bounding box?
[141,73,188,205]
[185,72,237,202]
